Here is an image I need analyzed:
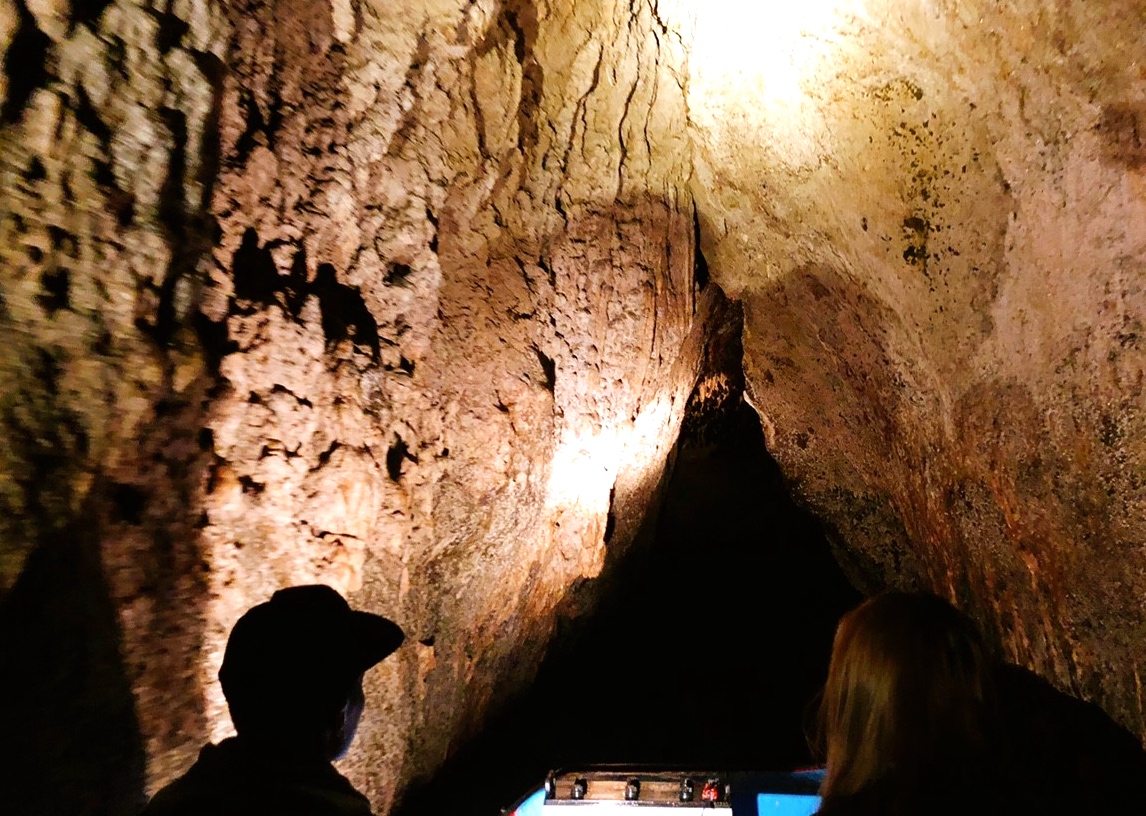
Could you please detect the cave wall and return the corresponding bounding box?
[678,0,1146,739]
[0,0,708,811]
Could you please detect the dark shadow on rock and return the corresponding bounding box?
[393,366,861,816]
[0,509,147,816]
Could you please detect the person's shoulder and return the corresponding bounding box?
[813,791,877,816]
[816,778,1021,816]
[294,762,375,816]
[140,739,375,816]
[143,776,373,816]
[140,744,222,816]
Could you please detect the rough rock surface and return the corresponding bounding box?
[0,0,708,811]
[679,0,1146,739]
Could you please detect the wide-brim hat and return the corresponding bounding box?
[219,584,404,700]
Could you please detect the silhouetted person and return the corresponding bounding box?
[813,592,1018,816]
[813,592,1146,816]
[995,662,1146,815]
[142,584,404,816]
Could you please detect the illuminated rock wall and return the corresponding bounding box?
[676,0,1146,739]
[0,0,709,811]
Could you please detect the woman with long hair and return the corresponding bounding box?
[815,592,1013,816]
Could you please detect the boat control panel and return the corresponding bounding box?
[506,767,823,816]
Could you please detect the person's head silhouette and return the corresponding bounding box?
[817,591,1001,814]
[218,584,404,760]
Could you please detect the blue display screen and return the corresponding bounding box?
[508,787,545,816]
[756,792,821,816]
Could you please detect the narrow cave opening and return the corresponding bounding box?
[394,395,861,816]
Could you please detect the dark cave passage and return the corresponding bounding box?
[394,401,861,816]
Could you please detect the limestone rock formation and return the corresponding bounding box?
[679,0,1146,739]
[1,0,708,810]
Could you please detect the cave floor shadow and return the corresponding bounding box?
[393,401,861,816]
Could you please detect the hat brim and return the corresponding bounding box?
[349,611,405,671]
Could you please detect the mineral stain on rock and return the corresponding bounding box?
[901,214,930,267]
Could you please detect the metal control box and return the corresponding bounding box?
[506,767,822,816]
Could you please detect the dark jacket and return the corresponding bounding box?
[141,738,373,816]
[814,777,1019,816]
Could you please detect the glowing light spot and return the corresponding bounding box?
[685,0,858,93]
[664,0,863,169]
[546,431,620,513]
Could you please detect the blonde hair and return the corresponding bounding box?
[819,592,997,803]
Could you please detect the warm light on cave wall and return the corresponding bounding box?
[660,0,869,277]
[544,393,677,579]
[547,432,621,512]
[684,0,860,106]
[545,433,617,579]
[197,0,867,762]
